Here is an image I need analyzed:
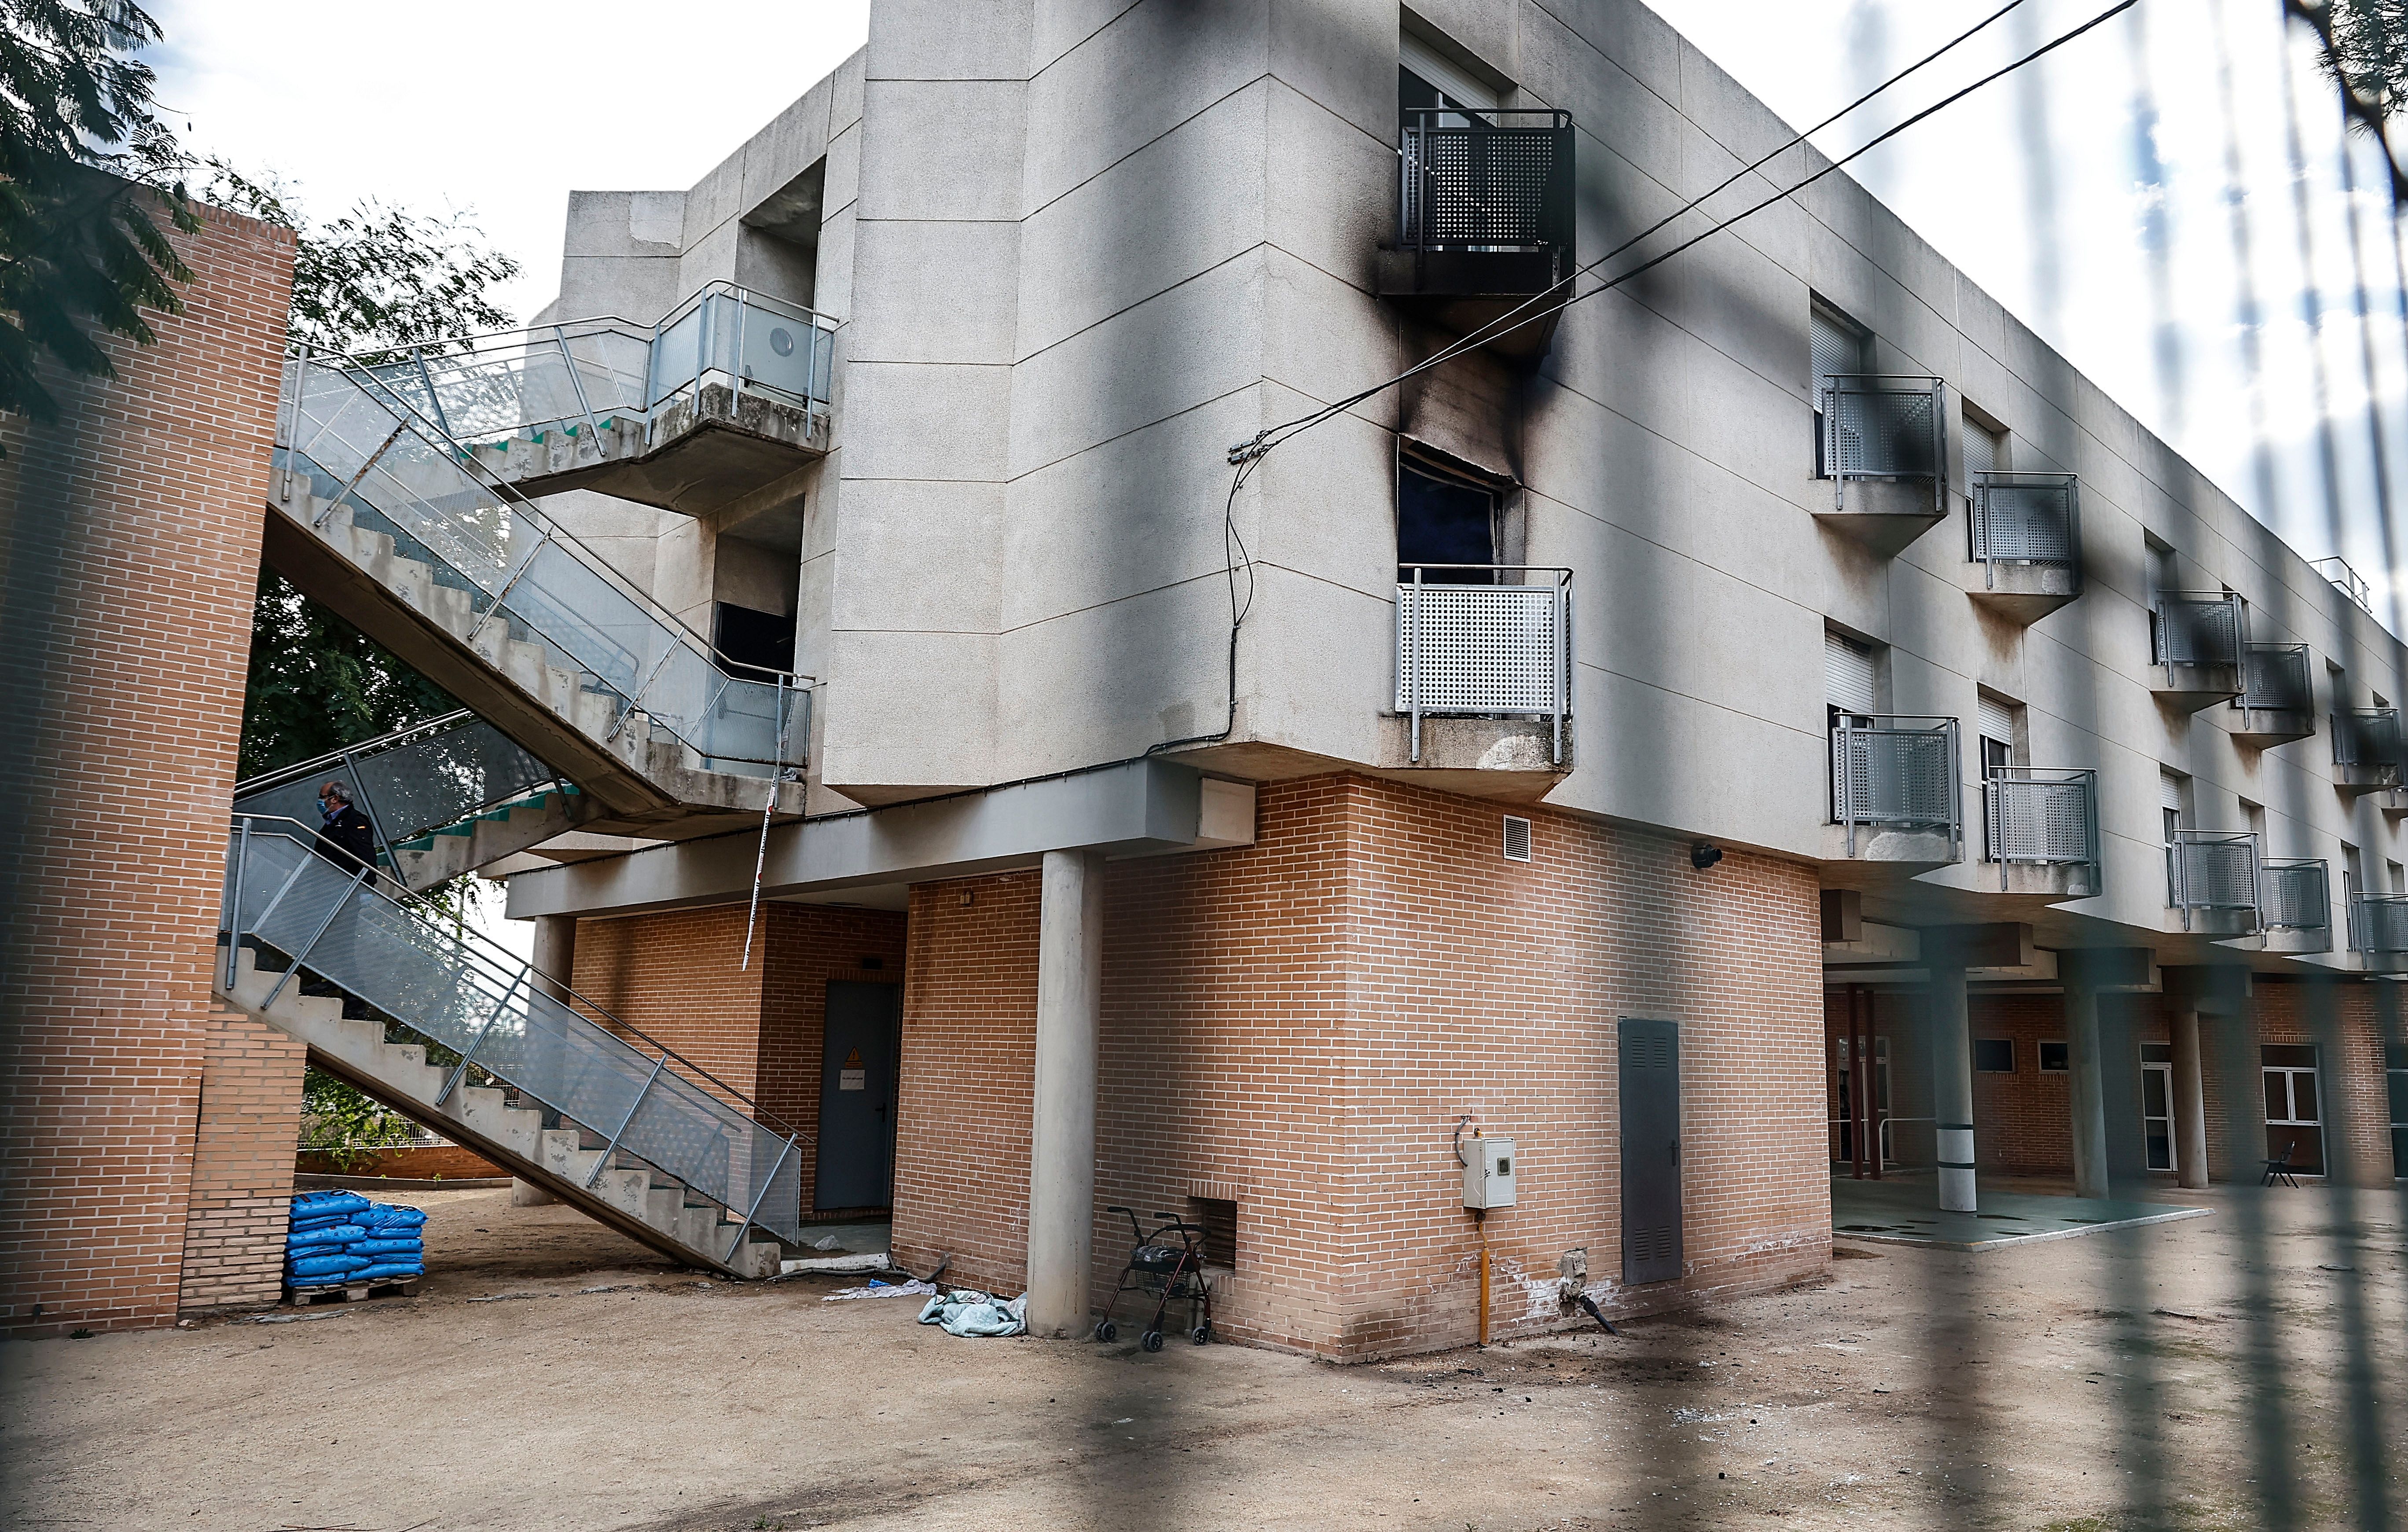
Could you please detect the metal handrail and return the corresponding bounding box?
[2152,590,2248,669]
[2168,828,2261,930]
[2331,706,2401,776]
[224,815,813,1151]
[283,349,811,770]
[1967,470,2080,589]
[235,709,481,799]
[1818,374,1948,518]
[1829,713,1961,858]
[2235,642,2314,714]
[2313,555,2372,614]
[2349,890,2408,953]
[1980,767,2097,891]
[1393,564,1574,766]
[2259,858,2331,933]
[1396,107,1575,271]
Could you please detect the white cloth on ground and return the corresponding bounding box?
[916,1288,1029,1337]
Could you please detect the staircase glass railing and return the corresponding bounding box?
[279,350,809,775]
[234,711,565,888]
[339,283,836,454]
[222,817,807,1251]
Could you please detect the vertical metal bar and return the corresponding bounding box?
[723,1134,799,1265]
[1410,566,1425,764]
[730,294,747,418]
[262,869,370,1010]
[439,970,527,1106]
[555,326,602,444]
[411,346,452,438]
[585,1052,669,1188]
[1849,986,1866,1181]
[220,818,253,992]
[313,421,406,529]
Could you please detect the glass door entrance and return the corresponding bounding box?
[2140,1042,2176,1173]
[2261,1043,2324,1177]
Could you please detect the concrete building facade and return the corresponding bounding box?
[8,0,2405,1350]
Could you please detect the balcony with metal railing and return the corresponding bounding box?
[1391,566,1573,788]
[330,282,837,518]
[1816,375,1949,555]
[1376,108,1574,362]
[2330,706,2402,795]
[2167,829,2260,936]
[2231,642,2316,748]
[1980,768,2099,899]
[2257,858,2332,955]
[2150,591,2247,711]
[2349,892,2408,970]
[1824,715,1961,867]
[1967,472,2080,623]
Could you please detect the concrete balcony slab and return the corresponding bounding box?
[1967,562,2077,625]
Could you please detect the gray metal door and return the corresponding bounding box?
[1619,1017,1683,1285]
[816,981,901,1210]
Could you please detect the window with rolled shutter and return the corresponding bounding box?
[1977,693,2017,754]
[1811,305,1868,387]
[1825,631,1877,716]
[1963,418,2001,478]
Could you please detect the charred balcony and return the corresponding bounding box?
[1376,108,1575,365]
[1968,472,2080,623]
[2231,642,2316,748]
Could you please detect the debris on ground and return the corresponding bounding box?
[778,1251,894,1276]
[823,1278,937,1302]
[917,1288,1028,1337]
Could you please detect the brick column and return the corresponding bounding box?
[177,1013,308,1312]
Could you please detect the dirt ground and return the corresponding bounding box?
[2,1180,2400,1532]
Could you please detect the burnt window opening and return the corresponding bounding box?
[1399,458,1499,582]
[713,601,796,678]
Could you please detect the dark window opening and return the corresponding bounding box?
[1974,1038,2016,1073]
[1190,1198,1238,1269]
[713,601,795,677]
[2039,1040,2069,1073]
[1399,459,1497,581]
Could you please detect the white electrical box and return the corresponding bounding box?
[1463,1136,1517,1209]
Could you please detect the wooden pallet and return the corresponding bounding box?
[285,1276,422,1307]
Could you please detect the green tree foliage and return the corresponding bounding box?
[2327,0,2406,113]
[0,0,196,451]
[198,161,518,356]
[299,1064,420,1172]
[238,568,456,780]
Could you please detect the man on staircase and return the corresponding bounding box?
[303,781,379,1021]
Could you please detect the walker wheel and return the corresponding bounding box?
[1093,1320,1116,1343]
[1191,1322,1212,1345]
[1141,1329,1164,1352]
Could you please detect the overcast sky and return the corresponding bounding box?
[149,0,2405,625]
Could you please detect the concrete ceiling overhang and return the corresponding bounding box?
[504,760,1254,921]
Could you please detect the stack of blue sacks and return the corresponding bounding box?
[285,1190,429,1289]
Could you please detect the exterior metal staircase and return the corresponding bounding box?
[270,337,811,839]
[338,282,835,517]
[219,816,806,1277]
[234,711,602,891]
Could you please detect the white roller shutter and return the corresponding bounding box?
[1402,32,1499,109]
[1825,631,1877,714]
[2159,770,2187,816]
[1811,306,1867,389]
[1977,693,2016,751]
[1963,419,1999,477]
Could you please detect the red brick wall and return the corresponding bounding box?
[0,195,296,1336]
[178,1014,308,1312]
[889,774,1832,1360]
[571,901,905,1205]
[2213,982,2400,1187]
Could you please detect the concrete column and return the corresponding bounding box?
[531,914,577,1003]
[1927,959,1977,1213]
[1026,849,1103,1337]
[2062,971,2114,1201]
[2169,1006,2210,1190]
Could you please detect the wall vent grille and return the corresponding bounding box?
[1502,816,1533,862]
